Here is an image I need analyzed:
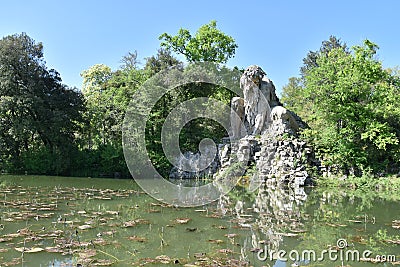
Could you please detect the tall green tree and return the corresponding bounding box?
[81,64,113,147]
[0,33,84,174]
[120,50,140,70]
[144,48,183,76]
[302,40,400,174]
[283,36,348,118]
[80,60,149,176]
[281,77,304,114]
[300,35,348,78]
[81,63,148,147]
[159,20,238,63]
[142,46,238,176]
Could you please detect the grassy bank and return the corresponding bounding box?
[316,174,400,201]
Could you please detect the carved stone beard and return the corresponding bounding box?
[243,78,260,129]
[242,77,271,135]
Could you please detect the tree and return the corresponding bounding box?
[120,50,139,70]
[80,59,150,176]
[281,77,304,114]
[300,35,348,78]
[153,22,240,175]
[144,48,183,76]
[81,63,148,148]
[159,20,238,63]
[302,40,400,174]
[283,36,348,126]
[81,64,113,147]
[0,33,84,174]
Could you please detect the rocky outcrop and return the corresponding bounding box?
[170,65,319,187]
[169,146,219,179]
[230,97,245,139]
[216,65,318,187]
[216,134,316,187]
[254,133,315,186]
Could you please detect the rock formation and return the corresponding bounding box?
[169,146,219,179]
[170,65,318,187]
[230,97,245,139]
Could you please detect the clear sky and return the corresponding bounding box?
[1,0,399,94]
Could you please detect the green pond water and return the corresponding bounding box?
[0,175,399,267]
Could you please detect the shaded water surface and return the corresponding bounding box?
[0,175,399,266]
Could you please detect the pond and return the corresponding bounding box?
[0,175,399,266]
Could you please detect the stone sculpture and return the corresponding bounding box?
[231,65,289,137]
[170,65,318,187]
[222,65,316,187]
[230,97,245,139]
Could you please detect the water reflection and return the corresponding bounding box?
[0,176,398,266]
[220,180,400,267]
[254,184,308,250]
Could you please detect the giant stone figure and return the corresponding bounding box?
[231,65,285,138]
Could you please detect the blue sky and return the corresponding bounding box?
[1,0,399,94]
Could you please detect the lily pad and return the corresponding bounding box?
[122,218,150,227]
[78,224,93,230]
[392,220,400,229]
[128,235,147,242]
[15,247,44,253]
[208,239,224,244]
[175,218,191,224]
[224,233,238,238]
[155,255,171,264]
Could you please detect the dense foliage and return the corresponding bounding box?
[0,33,84,175]
[282,37,400,175]
[0,21,239,177]
[159,20,237,63]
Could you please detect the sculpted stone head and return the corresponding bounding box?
[242,65,266,86]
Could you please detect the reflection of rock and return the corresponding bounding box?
[253,185,308,251]
[220,184,309,258]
